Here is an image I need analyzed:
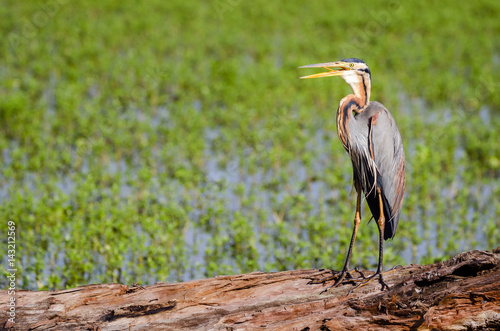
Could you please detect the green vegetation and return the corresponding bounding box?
[1,0,499,290]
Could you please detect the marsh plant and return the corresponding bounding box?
[0,0,499,290]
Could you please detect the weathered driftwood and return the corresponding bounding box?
[1,247,500,330]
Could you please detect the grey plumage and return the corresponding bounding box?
[301,58,406,293]
[349,101,405,240]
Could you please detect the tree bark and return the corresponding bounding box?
[2,247,500,330]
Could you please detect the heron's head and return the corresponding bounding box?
[299,58,371,87]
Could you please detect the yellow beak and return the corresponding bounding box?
[299,61,351,79]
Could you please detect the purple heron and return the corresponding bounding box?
[300,58,406,293]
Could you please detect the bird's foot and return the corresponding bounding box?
[351,267,367,279]
[307,268,365,294]
[307,269,340,286]
[346,271,391,295]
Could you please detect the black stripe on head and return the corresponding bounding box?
[357,68,371,77]
[341,58,365,64]
[341,58,371,77]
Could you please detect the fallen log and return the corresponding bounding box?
[2,247,500,330]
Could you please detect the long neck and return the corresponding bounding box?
[336,96,358,151]
[336,76,371,151]
[343,74,371,112]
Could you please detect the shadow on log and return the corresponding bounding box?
[2,247,500,330]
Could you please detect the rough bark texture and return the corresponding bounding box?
[2,247,500,330]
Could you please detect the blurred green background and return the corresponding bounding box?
[1,0,499,290]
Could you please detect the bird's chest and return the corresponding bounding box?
[336,110,369,154]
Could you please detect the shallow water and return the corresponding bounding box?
[11,103,499,289]
[1,85,498,291]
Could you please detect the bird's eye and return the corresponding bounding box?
[349,63,354,68]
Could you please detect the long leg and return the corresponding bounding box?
[347,188,390,294]
[309,190,362,290]
[341,189,362,274]
[375,187,385,274]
